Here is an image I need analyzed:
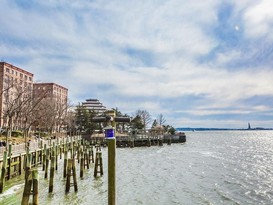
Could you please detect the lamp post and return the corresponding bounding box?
[92,110,130,205]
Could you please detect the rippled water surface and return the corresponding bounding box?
[1,131,273,205]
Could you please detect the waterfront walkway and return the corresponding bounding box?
[0,136,79,160]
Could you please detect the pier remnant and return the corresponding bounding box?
[21,169,38,205]
[65,158,78,192]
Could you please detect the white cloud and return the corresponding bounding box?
[243,0,273,39]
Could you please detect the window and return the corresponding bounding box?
[20,73,23,78]
[5,67,9,73]
[29,77,32,81]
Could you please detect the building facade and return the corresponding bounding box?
[33,83,68,105]
[0,62,34,129]
[33,83,68,132]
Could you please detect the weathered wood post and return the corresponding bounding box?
[159,138,163,146]
[49,156,55,192]
[147,138,151,147]
[0,151,7,193]
[25,147,32,181]
[55,145,58,171]
[32,169,39,205]
[65,159,72,192]
[7,144,12,180]
[42,144,47,171]
[130,137,135,148]
[65,158,78,192]
[94,150,103,177]
[84,146,90,169]
[34,150,38,167]
[19,153,23,175]
[21,168,33,205]
[63,146,68,178]
[90,145,94,163]
[80,146,84,178]
[72,158,78,192]
[167,137,172,145]
[92,110,130,205]
[59,144,63,159]
[21,169,38,205]
[44,148,50,179]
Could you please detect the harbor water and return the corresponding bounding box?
[1,130,273,205]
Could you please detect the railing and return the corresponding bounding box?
[0,136,82,160]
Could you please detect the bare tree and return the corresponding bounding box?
[134,109,152,130]
[157,114,166,126]
[65,107,77,136]
[1,79,33,148]
[32,92,70,136]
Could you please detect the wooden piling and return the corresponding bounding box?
[21,169,33,205]
[7,144,12,180]
[25,148,32,181]
[159,139,163,146]
[80,146,84,178]
[19,154,23,175]
[21,169,38,205]
[72,159,78,192]
[94,151,103,177]
[63,148,68,178]
[49,156,55,192]
[65,159,72,192]
[42,144,47,171]
[108,138,116,205]
[32,169,39,205]
[45,148,49,179]
[130,139,134,148]
[0,151,7,193]
[55,146,58,171]
[84,147,90,169]
[90,145,94,163]
[167,137,172,145]
[65,158,78,192]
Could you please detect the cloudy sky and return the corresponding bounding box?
[1,0,273,128]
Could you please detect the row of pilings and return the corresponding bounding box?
[85,132,187,148]
[0,136,104,205]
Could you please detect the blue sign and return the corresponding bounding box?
[105,128,115,139]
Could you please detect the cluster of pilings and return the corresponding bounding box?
[0,136,104,204]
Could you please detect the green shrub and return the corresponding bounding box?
[34,132,48,138]
[2,130,23,137]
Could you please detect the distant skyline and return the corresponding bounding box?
[1,0,273,129]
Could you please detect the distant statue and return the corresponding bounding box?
[248,123,251,130]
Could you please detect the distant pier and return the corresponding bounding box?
[83,132,186,148]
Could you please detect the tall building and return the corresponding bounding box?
[0,62,34,128]
[33,83,68,132]
[81,99,106,114]
[33,83,68,105]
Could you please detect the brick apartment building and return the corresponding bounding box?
[33,83,68,106]
[0,62,68,133]
[0,62,34,129]
[33,83,68,132]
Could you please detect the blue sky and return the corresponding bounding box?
[1,0,273,128]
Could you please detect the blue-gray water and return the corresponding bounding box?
[1,131,273,205]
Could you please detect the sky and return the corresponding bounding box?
[1,0,273,129]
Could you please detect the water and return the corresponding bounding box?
[1,131,273,205]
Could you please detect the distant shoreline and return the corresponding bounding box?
[176,127,273,131]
